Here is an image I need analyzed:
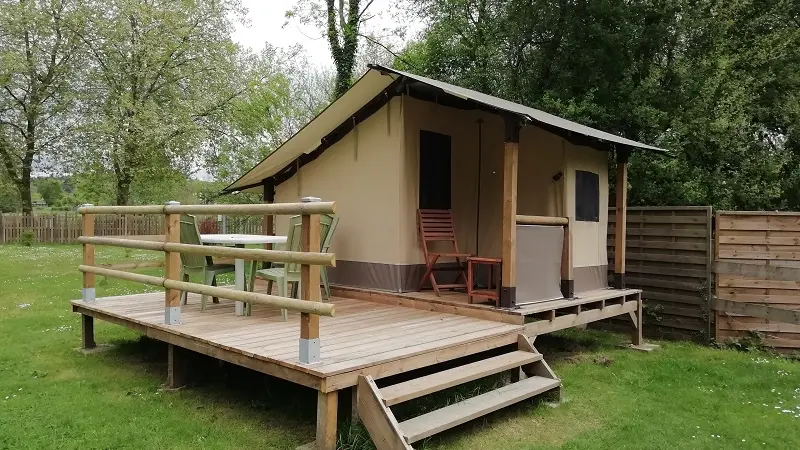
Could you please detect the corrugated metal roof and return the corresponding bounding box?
[224,66,667,193]
[372,64,667,154]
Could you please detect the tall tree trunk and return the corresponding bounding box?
[18,174,33,215]
[20,117,36,215]
[326,0,360,99]
[114,165,133,206]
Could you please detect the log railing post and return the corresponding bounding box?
[614,150,629,289]
[80,204,97,349]
[164,201,182,325]
[501,118,520,308]
[299,197,322,364]
[81,204,96,302]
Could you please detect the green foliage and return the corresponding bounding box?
[34,179,64,207]
[0,173,21,212]
[401,0,800,210]
[18,230,35,246]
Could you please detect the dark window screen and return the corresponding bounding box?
[575,170,600,222]
[419,131,451,210]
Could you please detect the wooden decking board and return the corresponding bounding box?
[380,351,542,406]
[227,308,435,348]
[234,314,466,357]
[261,315,480,358]
[71,293,522,383]
[284,318,502,363]
[399,375,561,443]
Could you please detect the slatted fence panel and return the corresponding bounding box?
[1,212,265,244]
[607,206,713,341]
[715,211,800,352]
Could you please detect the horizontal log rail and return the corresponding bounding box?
[99,261,164,270]
[77,236,336,267]
[77,202,336,216]
[79,265,336,317]
[515,215,569,226]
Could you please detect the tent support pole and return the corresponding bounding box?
[501,117,520,308]
[614,150,629,289]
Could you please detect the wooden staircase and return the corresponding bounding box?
[357,335,561,450]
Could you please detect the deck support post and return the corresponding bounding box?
[299,198,322,364]
[614,150,629,289]
[316,390,338,450]
[81,314,96,349]
[164,201,182,325]
[501,118,520,308]
[631,292,644,346]
[167,344,188,388]
[81,205,96,302]
[350,387,359,424]
[560,219,574,298]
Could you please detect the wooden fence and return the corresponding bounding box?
[714,212,800,352]
[0,212,263,244]
[607,206,713,341]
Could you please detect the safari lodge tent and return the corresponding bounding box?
[224,65,667,308]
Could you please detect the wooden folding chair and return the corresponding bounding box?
[417,209,471,295]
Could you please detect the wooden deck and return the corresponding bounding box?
[72,290,523,392]
[331,285,642,327]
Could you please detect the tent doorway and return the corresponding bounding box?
[419,130,451,210]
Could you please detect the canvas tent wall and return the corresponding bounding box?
[273,95,608,295]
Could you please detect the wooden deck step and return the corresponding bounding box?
[380,351,542,406]
[398,376,561,444]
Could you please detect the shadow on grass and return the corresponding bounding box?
[97,329,629,450]
[103,335,316,441]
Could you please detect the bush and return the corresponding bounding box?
[18,230,35,246]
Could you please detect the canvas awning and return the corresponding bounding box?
[223,65,667,193]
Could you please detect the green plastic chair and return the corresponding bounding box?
[320,215,339,299]
[178,214,235,311]
[248,214,336,320]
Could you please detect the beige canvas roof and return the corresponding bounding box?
[224,65,667,193]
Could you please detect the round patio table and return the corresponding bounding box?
[200,234,287,316]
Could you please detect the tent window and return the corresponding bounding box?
[575,170,599,222]
[419,130,452,210]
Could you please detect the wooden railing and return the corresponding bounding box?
[516,215,573,298]
[77,200,337,364]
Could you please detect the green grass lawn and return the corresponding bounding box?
[0,244,798,449]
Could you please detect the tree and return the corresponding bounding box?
[0,0,83,213]
[204,46,335,184]
[287,0,389,98]
[0,170,21,212]
[401,0,800,210]
[74,0,253,205]
[34,177,63,206]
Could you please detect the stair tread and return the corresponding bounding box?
[381,351,541,406]
[398,376,561,444]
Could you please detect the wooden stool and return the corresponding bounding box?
[466,256,502,306]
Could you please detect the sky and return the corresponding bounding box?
[232,0,419,68]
